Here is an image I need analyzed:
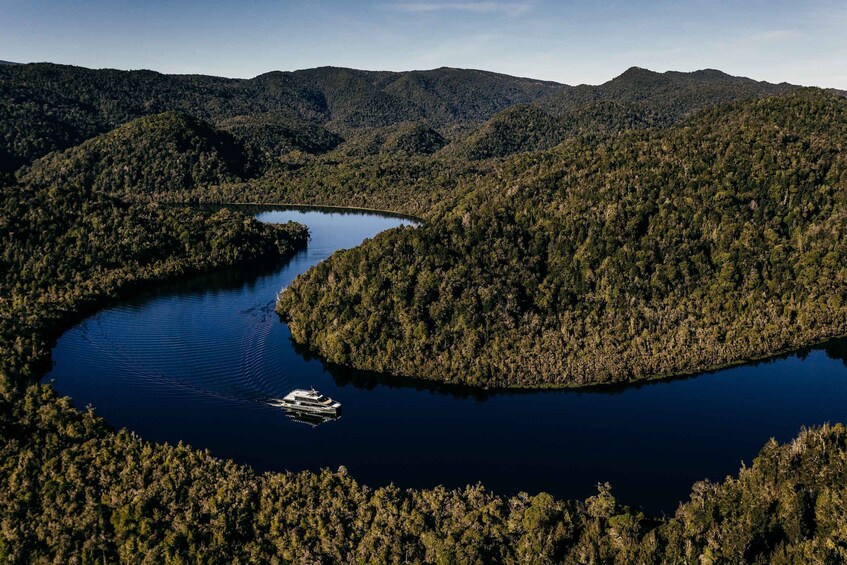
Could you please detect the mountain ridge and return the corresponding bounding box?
[0,61,807,173]
[452,65,799,159]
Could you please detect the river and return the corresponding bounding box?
[45,206,847,515]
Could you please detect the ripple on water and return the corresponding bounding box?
[51,209,416,411]
[74,300,291,405]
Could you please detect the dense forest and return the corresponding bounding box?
[2,175,846,559]
[280,90,847,388]
[217,112,344,161]
[0,63,792,174]
[4,62,847,562]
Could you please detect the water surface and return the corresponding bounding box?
[46,207,847,514]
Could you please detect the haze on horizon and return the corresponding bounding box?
[1,0,846,89]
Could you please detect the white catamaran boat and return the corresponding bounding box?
[270,388,342,416]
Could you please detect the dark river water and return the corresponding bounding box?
[46,207,847,515]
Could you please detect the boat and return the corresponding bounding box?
[269,388,342,416]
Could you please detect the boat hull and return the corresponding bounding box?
[270,400,341,416]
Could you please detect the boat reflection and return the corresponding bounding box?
[282,408,342,427]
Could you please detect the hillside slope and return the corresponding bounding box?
[279,90,847,388]
[20,112,250,199]
[3,158,847,559]
[330,122,448,158]
[455,104,569,159]
[216,112,343,161]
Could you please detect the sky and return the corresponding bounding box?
[1,0,846,88]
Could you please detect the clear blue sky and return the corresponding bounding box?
[1,0,845,88]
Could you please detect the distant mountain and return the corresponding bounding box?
[0,60,19,65]
[0,62,814,171]
[539,67,795,126]
[21,111,249,198]
[542,67,792,112]
[458,67,798,159]
[0,63,564,171]
[381,67,563,127]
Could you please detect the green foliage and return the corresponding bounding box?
[280,90,847,387]
[328,122,447,158]
[141,151,486,218]
[381,66,564,126]
[381,122,448,156]
[655,423,847,564]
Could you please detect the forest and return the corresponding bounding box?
[2,62,847,562]
[279,90,847,387]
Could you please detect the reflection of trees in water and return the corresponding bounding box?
[822,338,847,368]
[290,334,847,401]
[124,258,286,307]
[789,337,847,368]
[191,203,422,223]
[290,339,496,401]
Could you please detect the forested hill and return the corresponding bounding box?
[279,90,847,388]
[457,67,797,159]
[0,63,563,171]
[19,111,251,199]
